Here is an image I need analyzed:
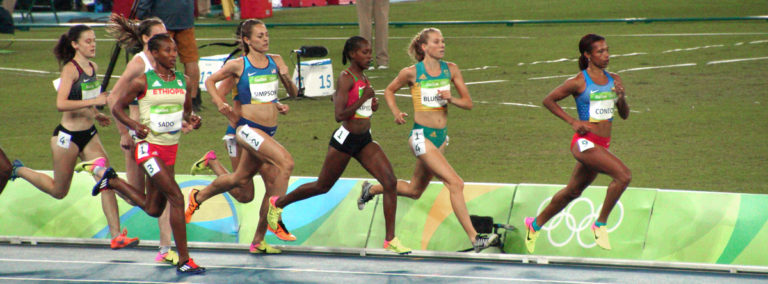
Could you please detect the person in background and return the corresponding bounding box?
[137,0,203,111]
[356,0,389,70]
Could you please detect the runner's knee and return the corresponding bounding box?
[615,169,632,188]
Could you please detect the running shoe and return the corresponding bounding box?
[473,233,500,253]
[155,249,179,266]
[266,196,282,232]
[384,237,412,255]
[177,258,206,274]
[111,228,139,250]
[357,181,374,210]
[524,217,539,254]
[185,189,201,224]
[249,240,282,254]
[74,157,106,176]
[190,150,216,175]
[92,167,117,196]
[268,219,297,241]
[10,159,23,181]
[592,223,612,250]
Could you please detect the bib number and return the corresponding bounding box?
[577,138,595,153]
[143,157,161,177]
[81,80,101,100]
[238,126,265,152]
[223,135,238,157]
[333,125,350,144]
[410,129,427,156]
[149,104,183,133]
[136,142,150,160]
[56,131,72,149]
[355,98,373,118]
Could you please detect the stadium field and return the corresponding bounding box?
[0,0,766,193]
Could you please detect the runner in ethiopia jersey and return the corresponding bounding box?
[94,34,205,274]
[8,24,140,250]
[184,19,299,255]
[359,28,498,253]
[524,34,631,254]
[265,36,412,255]
[105,14,179,265]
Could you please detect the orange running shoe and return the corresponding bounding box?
[185,189,201,224]
[268,219,297,241]
[111,228,139,250]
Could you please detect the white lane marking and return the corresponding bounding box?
[608,32,768,37]
[519,53,647,66]
[749,39,768,44]
[530,63,697,80]
[462,65,499,71]
[706,56,768,65]
[0,258,595,284]
[0,67,119,78]
[528,74,572,80]
[662,45,724,53]
[615,63,697,73]
[0,277,181,284]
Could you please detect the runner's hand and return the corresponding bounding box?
[120,133,134,150]
[95,112,111,127]
[571,121,592,135]
[134,124,150,139]
[394,112,408,125]
[371,97,379,112]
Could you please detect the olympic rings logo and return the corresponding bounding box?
[535,197,624,248]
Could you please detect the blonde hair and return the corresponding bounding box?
[408,27,441,62]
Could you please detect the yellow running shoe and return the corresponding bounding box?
[75,157,106,176]
[592,223,612,250]
[384,237,412,255]
[524,217,539,254]
[190,150,216,175]
[155,249,179,266]
[249,240,282,254]
[266,196,282,231]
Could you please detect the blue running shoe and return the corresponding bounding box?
[92,167,117,196]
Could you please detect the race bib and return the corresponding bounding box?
[420,79,450,108]
[238,126,265,151]
[149,104,183,133]
[143,157,161,177]
[248,74,279,103]
[588,91,617,121]
[354,97,373,118]
[223,135,238,157]
[56,131,72,149]
[136,142,151,160]
[410,129,427,156]
[577,138,595,153]
[81,80,101,100]
[333,125,350,144]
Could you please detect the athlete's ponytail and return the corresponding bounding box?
[408,27,441,62]
[342,36,368,65]
[239,19,265,55]
[53,25,92,67]
[107,14,164,53]
[578,34,605,70]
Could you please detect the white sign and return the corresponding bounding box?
[198,54,232,92]
[292,58,334,97]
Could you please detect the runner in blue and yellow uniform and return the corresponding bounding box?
[188,22,256,207]
[104,34,205,274]
[184,19,298,254]
[9,25,139,250]
[524,34,631,254]
[266,36,411,255]
[360,28,497,252]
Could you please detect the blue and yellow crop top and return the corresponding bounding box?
[575,69,617,122]
[236,55,279,105]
